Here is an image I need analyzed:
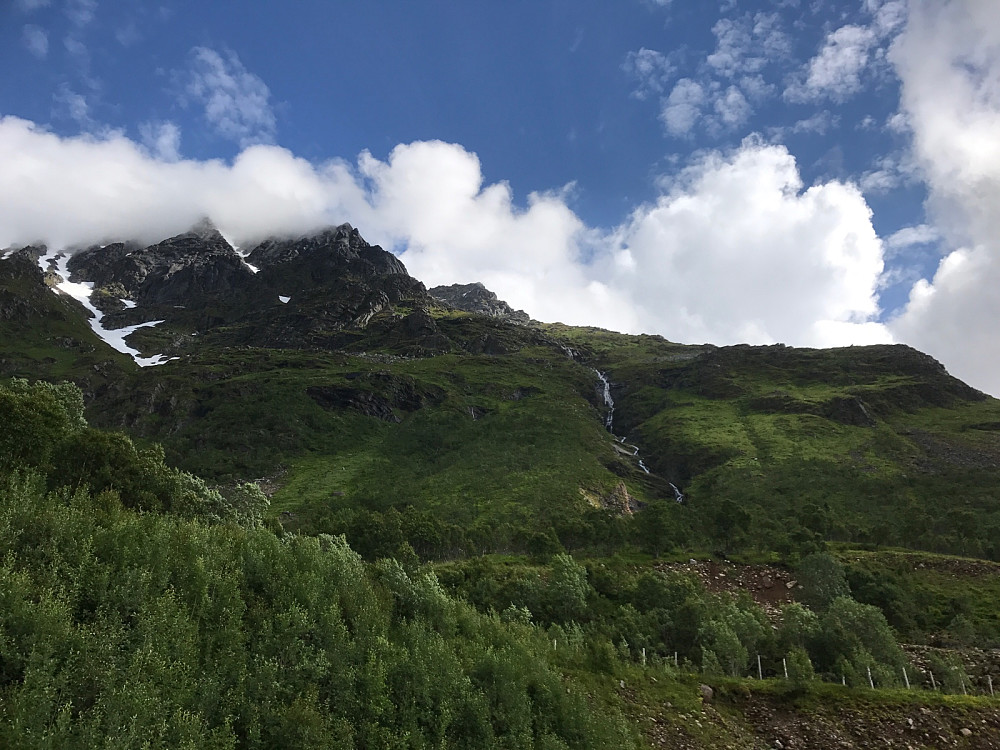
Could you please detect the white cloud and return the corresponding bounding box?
[714,86,751,128]
[865,0,907,36]
[185,47,276,147]
[888,0,1000,395]
[660,79,705,137]
[623,48,674,100]
[16,0,50,11]
[0,116,342,249]
[885,111,910,134]
[63,35,88,61]
[22,24,48,58]
[606,140,889,346]
[886,223,938,252]
[707,12,790,78]
[139,121,182,161]
[0,118,889,353]
[53,84,91,128]
[792,110,839,134]
[785,24,878,102]
[65,0,96,27]
[858,154,907,194]
[632,11,791,142]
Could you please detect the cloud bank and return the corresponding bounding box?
[0,115,891,354]
[888,0,1000,396]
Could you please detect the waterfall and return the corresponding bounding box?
[594,369,662,482]
[595,370,614,430]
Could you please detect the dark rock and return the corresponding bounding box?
[507,386,541,401]
[306,386,401,423]
[429,282,530,324]
[246,223,409,283]
[821,395,876,427]
[68,220,254,308]
[306,373,445,421]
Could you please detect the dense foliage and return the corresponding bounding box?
[0,378,639,748]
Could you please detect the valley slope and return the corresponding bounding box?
[2,222,999,749]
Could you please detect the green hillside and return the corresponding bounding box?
[3,231,1000,748]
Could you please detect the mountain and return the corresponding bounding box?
[4,219,1000,555]
[3,220,1000,748]
[429,281,531,324]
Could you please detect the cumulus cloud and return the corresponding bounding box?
[707,12,790,79]
[714,86,751,128]
[622,48,675,100]
[858,153,913,195]
[184,47,276,147]
[0,117,890,351]
[660,79,706,137]
[886,223,938,253]
[888,0,1000,395]
[785,24,878,103]
[22,24,48,58]
[866,0,907,36]
[607,139,889,346]
[0,116,339,248]
[631,11,790,140]
[139,121,182,161]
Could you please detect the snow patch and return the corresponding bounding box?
[278,295,290,304]
[46,252,177,367]
[122,299,137,309]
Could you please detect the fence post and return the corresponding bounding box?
[641,647,646,667]
[929,671,937,691]
[989,675,994,698]
[903,667,910,689]
[674,652,678,668]
[757,654,763,680]
[867,666,874,689]
[783,658,788,680]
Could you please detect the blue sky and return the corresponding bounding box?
[3,1,1000,395]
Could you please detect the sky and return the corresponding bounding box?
[2,1,1000,395]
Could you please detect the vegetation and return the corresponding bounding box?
[4,244,1000,747]
[0,380,638,748]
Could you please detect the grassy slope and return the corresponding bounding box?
[7,261,1000,747]
[0,256,135,388]
[90,333,656,533]
[545,324,1000,558]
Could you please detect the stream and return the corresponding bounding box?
[594,369,684,503]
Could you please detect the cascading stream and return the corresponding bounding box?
[594,369,686,496]
[561,344,684,502]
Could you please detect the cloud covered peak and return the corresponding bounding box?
[0,115,892,357]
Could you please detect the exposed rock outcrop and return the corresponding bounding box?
[429,282,530,324]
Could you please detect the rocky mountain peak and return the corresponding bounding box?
[245,223,408,279]
[186,216,227,241]
[429,282,530,324]
[67,222,248,309]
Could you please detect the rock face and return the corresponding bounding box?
[7,221,554,360]
[429,282,530,324]
[246,223,408,282]
[69,220,253,308]
[63,221,447,351]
